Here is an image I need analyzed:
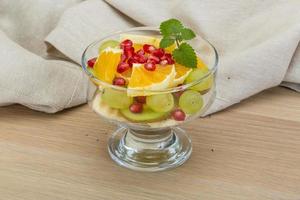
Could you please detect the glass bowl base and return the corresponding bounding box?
[108,126,192,172]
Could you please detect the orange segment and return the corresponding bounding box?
[197,56,208,71]
[129,65,174,87]
[153,37,161,48]
[153,38,176,53]
[172,63,192,86]
[93,47,122,83]
[175,64,192,79]
[164,43,176,53]
[116,68,132,83]
[133,44,143,51]
[172,56,208,86]
[128,64,176,96]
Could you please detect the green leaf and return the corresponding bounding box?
[160,18,184,37]
[160,37,175,48]
[176,34,183,42]
[180,28,196,40]
[159,19,197,68]
[172,43,197,68]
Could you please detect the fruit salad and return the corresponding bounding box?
[83,20,215,128]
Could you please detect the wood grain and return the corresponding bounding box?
[0,87,300,200]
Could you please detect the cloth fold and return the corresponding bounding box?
[0,0,299,113]
[0,30,89,113]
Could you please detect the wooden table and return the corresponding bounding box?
[0,87,300,200]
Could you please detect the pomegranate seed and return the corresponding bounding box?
[152,48,165,58]
[132,53,140,61]
[113,77,126,86]
[135,96,146,104]
[129,103,143,113]
[87,57,97,68]
[172,109,186,121]
[144,62,156,71]
[164,53,175,64]
[127,57,135,67]
[136,49,145,55]
[138,55,147,63]
[117,63,130,73]
[130,52,148,64]
[124,47,134,58]
[120,39,133,49]
[160,59,168,65]
[164,53,172,59]
[120,54,127,62]
[167,59,175,64]
[143,44,156,53]
[160,54,167,60]
[148,55,160,64]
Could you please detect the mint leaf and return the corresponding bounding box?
[180,28,196,40]
[172,43,197,68]
[176,34,183,42]
[160,37,175,48]
[159,19,197,68]
[160,19,184,37]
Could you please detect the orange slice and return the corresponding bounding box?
[115,68,132,83]
[127,64,176,96]
[197,56,208,71]
[172,56,209,86]
[133,44,143,51]
[93,47,122,84]
[172,63,192,86]
[165,43,176,53]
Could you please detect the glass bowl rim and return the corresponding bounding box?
[81,26,219,93]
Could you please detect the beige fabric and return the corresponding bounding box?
[0,0,299,113]
[0,0,88,113]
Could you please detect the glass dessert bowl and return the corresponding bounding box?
[81,26,218,172]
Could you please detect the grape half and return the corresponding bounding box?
[99,40,120,53]
[101,88,133,109]
[179,90,203,114]
[146,93,174,113]
[120,107,167,122]
[184,69,213,93]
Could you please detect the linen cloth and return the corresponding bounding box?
[0,0,299,113]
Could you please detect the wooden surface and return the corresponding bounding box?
[0,87,300,200]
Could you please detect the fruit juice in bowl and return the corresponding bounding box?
[81,20,218,171]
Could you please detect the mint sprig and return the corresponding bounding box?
[159,19,197,68]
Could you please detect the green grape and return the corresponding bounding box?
[179,90,203,114]
[99,40,120,53]
[185,68,213,93]
[146,93,174,113]
[102,88,133,109]
[120,107,167,122]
